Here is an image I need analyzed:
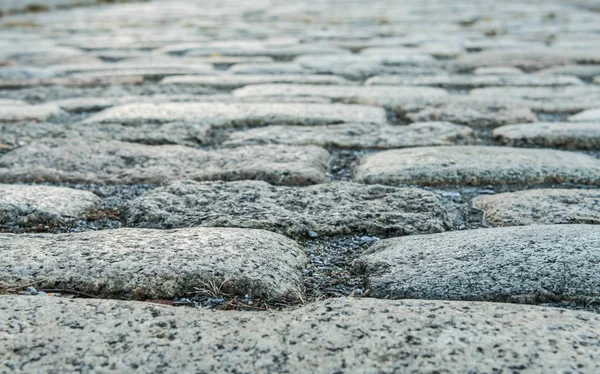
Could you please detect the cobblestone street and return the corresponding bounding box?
[1,0,600,372]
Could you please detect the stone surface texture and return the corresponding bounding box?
[474,189,600,226]
[0,139,330,185]
[356,224,600,303]
[2,297,600,373]
[2,0,600,371]
[0,227,307,300]
[355,146,600,186]
[0,184,100,225]
[124,180,452,237]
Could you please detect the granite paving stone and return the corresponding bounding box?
[223,121,476,148]
[493,122,600,149]
[355,224,600,304]
[3,297,599,373]
[0,139,330,185]
[0,184,100,226]
[0,227,307,300]
[474,189,600,226]
[354,146,600,186]
[124,180,452,237]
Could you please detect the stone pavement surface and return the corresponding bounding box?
[1,0,600,371]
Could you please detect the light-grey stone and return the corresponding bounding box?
[494,122,600,149]
[83,102,387,126]
[161,74,351,88]
[569,108,600,122]
[0,75,144,89]
[158,41,350,58]
[537,65,600,79]
[473,66,523,75]
[474,189,600,227]
[2,297,599,373]
[0,184,100,225]
[454,48,600,70]
[224,122,476,148]
[365,74,582,89]
[398,97,537,128]
[0,227,306,300]
[0,139,329,185]
[0,103,62,122]
[470,86,600,113]
[233,84,448,106]
[295,54,441,79]
[228,62,307,74]
[356,224,600,304]
[124,180,451,237]
[354,146,600,186]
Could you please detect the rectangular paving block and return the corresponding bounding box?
[474,189,600,227]
[0,184,100,226]
[454,48,600,70]
[0,227,307,300]
[161,74,351,88]
[354,146,600,186]
[82,102,387,126]
[355,224,600,304]
[493,122,600,149]
[124,180,452,237]
[469,86,600,113]
[2,297,599,373]
[223,122,476,149]
[0,139,330,185]
[569,108,600,123]
[0,103,62,122]
[232,84,448,106]
[398,97,537,127]
[365,74,583,89]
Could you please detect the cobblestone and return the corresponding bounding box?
[2,297,599,373]
[2,0,600,369]
[0,139,329,185]
[124,180,451,237]
[356,224,600,304]
[354,146,600,186]
[474,189,600,226]
[494,122,600,149]
[0,227,307,300]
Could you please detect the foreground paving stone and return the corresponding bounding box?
[83,102,387,126]
[0,184,100,226]
[0,103,62,122]
[569,108,600,122]
[233,84,448,106]
[224,122,476,148]
[356,224,600,304]
[0,139,329,185]
[0,227,306,300]
[474,189,600,227]
[124,180,451,237]
[365,74,583,89]
[2,297,599,373]
[354,146,600,186]
[162,74,351,88]
[494,122,600,149]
